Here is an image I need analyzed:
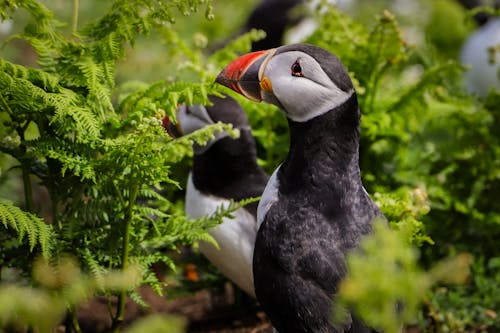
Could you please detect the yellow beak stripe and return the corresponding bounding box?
[260,77,273,92]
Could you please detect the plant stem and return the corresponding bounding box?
[21,163,34,213]
[72,0,79,35]
[0,93,14,118]
[66,308,82,333]
[15,128,35,213]
[111,185,139,332]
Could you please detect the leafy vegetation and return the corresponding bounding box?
[0,0,499,332]
[304,2,500,332]
[0,0,250,331]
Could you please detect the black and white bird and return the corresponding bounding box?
[243,0,305,51]
[165,94,269,297]
[216,44,383,332]
[230,0,354,52]
[458,0,500,96]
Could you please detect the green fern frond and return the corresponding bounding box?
[11,0,65,44]
[49,100,102,140]
[160,122,235,165]
[0,200,52,258]
[363,10,408,79]
[144,197,256,252]
[117,81,166,116]
[163,82,214,117]
[101,61,116,88]
[136,206,169,220]
[77,57,114,114]
[37,142,96,181]
[82,248,107,289]
[139,188,170,203]
[69,106,103,138]
[191,230,218,249]
[209,29,267,68]
[92,32,123,66]
[129,290,148,308]
[386,62,464,113]
[0,57,30,81]
[18,35,61,72]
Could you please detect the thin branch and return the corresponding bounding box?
[65,308,82,333]
[15,128,35,213]
[111,184,139,332]
[0,92,14,118]
[72,0,79,35]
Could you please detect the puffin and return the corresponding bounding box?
[458,0,499,25]
[243,0,305,51]
[165,94,269,297]
[216,44,383,332]
[458,0,500,96]
[208,0,306,53]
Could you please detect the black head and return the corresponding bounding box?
[163,94,252,154]
[204,94,250,130]
[164,94,250,137]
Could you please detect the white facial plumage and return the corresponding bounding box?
[177,104,213,135]
[176,104,229,153]
[260,51,354,122]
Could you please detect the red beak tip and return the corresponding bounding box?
[162,116,170,129]
[216,49,271,101]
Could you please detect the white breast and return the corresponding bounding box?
[257,165,281,228]
[185,173,258,297]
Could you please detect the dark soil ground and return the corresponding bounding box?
[75,284,273,333]
[75,283,423,333]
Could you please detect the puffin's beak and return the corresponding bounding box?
[162,107,184,139]
[216,49,275,102]
[162,115,183,138]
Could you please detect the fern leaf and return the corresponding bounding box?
[136,206,169,220]
[0,200,52,258]
[386,62,464,113]
[129,290,148,308]
[82,248,107,289]
[139,188,170,203]
[77,57,113,115]
[209,29,266,67]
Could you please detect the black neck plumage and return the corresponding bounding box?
[192,129,269,216]
[278,93,362,195]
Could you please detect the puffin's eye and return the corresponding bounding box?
[291,61,303,77]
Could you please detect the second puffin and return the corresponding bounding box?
[216,44,383,332]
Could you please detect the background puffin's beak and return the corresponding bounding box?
[162,116,183,138]
[216,49,272,102]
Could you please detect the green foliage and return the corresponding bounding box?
[423,0,473,60]
[0,257,142,333]
[0,199,52,258]
[301,2,500,331]
[338,222,471,333]
[0,0,251,331]
[338,222,426,333]
[372,188,432,246]
[0,0,499,331]
[427,256,500,332]
[125,314,185,333]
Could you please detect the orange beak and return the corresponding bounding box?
[216,49,274,102]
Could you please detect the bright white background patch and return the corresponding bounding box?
[460,18,500,97]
